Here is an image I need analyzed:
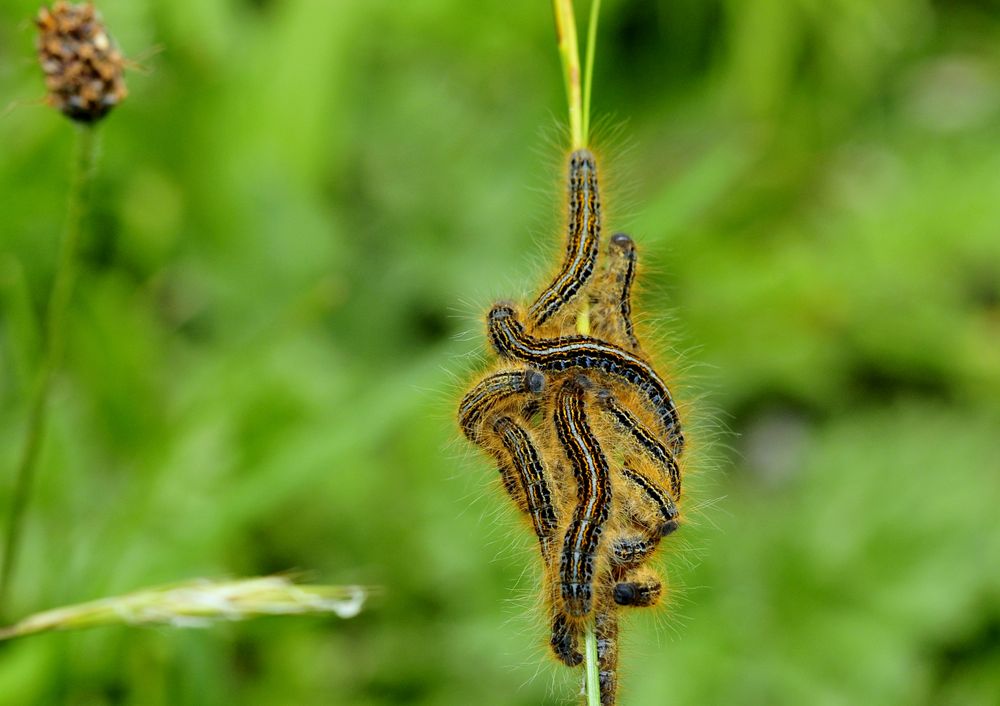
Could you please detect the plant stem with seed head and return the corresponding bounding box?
[0,124,98,619]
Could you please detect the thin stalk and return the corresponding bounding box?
[552,0,583,149]
[584,621,600,706]
[0,125,98,619]
[552,5,603,703]
[581,0,601,147]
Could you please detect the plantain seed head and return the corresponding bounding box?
[35,2,127,123]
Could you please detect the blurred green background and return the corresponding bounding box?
[2,1,1000,704]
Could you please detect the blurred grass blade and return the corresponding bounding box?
[0,577,369,640]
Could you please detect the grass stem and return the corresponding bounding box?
[584,621,600,706]
[552,5,603,703]
[582,0,601,147]
[552,0,583,149]
[0,124,98,619]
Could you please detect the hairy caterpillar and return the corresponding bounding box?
[553,378,612,619]
[492,416,560,559]
[458,369,545,444]
[595,602,619,706]
[588,232,640,352]
[612,565,663,609]
[598,390,683,494]
[529,149,602,330]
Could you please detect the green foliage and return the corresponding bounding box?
[1,1,999,704]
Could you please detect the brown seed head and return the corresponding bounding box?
[35,2,127,123]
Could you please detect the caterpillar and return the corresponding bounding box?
[595,597,620,706]
[550,601,584,667]
[598,389,683,494]
[606,462,679,570]
[487,303,684,451]
[588,232,640,352]
[553,378,612,618]
[618,464,679,538]
[613,565,663,608]
[458,369,545,444]
[529,149,602,330]
[492,416,560,560]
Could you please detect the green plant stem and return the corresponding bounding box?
[581,0,601,147]
[552,6,603,704]
[552,0,583,149]
[0,125,97,619]
[584,621,600,706]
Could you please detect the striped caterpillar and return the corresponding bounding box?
[529,149,602,330]
[458,147,684,704]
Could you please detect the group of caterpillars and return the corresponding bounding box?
[458,148,685,705]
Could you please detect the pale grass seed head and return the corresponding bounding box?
[0,577,370,641]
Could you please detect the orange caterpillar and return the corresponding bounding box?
[458,149,684,706]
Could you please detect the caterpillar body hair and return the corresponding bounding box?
[599,389,683,494]
[589,232,640,352]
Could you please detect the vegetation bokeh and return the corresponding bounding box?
[2,1,999,704]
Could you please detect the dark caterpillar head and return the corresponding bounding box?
[486,302,522,357]
[613,582,639,606]
[614,576,663,608]
[610,232,635,251]
[658,517,680,537]
[524,370,545,394]
[487,302,516,323]
[595,388,615,407]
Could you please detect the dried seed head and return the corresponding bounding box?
[35,2,127,123]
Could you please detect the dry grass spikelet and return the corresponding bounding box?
[35,1,127,123]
